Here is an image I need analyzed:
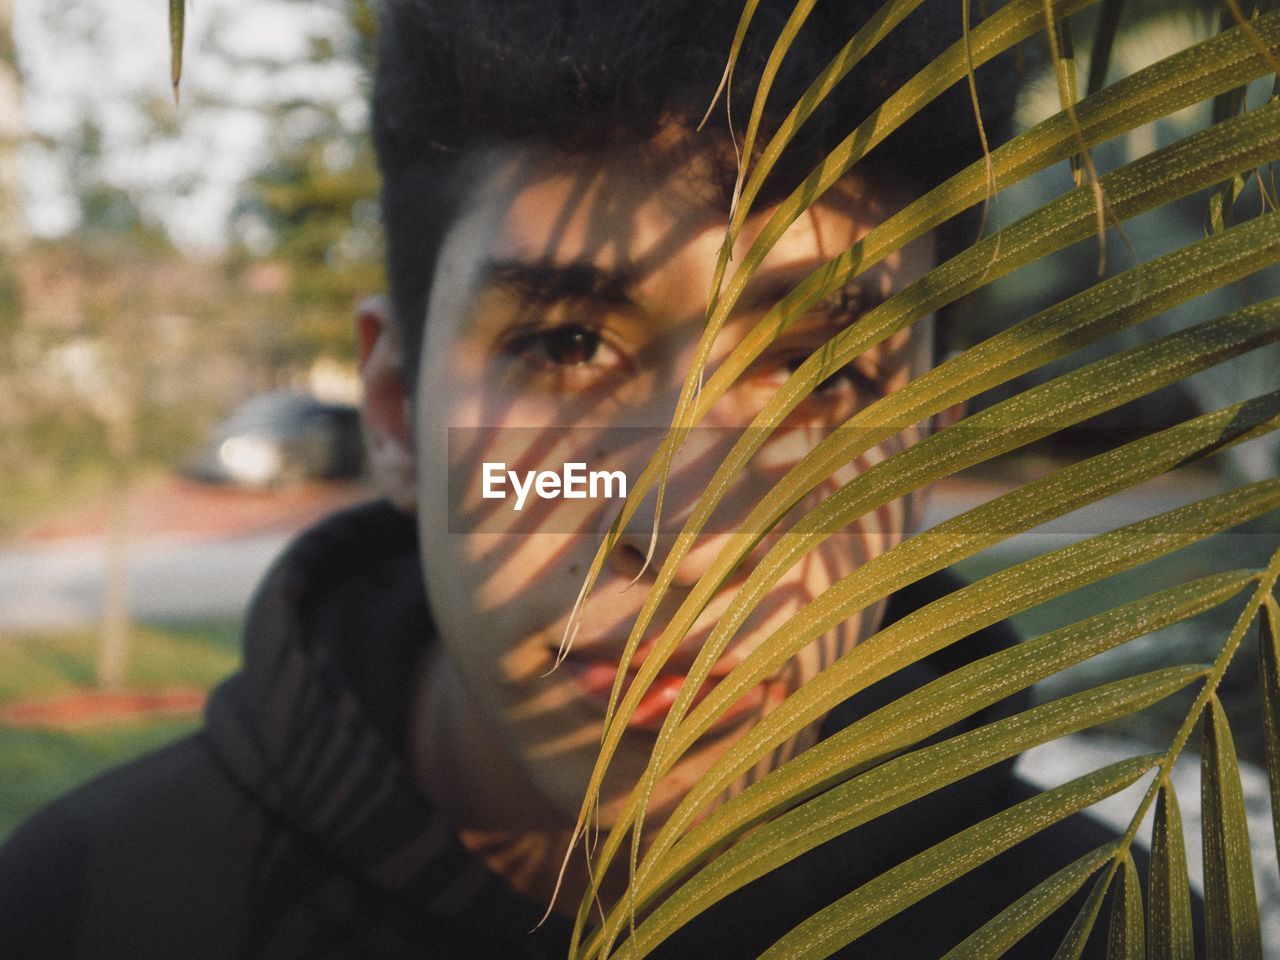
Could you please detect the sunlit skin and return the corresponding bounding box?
[358,135,939,911]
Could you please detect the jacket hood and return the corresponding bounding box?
[204,500,531,924]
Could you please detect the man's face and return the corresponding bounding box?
[412,140,936,822]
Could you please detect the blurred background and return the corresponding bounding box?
[0,0,1276,940]
[0,0,379,834]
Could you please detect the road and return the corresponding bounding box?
[0,478,367,634]
[0,531,293,632]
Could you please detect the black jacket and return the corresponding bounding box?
[0,501,1128,958]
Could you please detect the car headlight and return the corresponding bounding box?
[218,436,284,486]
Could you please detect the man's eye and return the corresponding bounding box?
[510,324,603,366]
[500,323,631,393]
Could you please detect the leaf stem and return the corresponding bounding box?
[1093,543,1280,901]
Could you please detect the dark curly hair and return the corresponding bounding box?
[372,0,1025,386]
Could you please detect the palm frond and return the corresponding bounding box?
[567,1,1280,955]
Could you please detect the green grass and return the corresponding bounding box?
[0,620,240,702]
[0,619,241,841]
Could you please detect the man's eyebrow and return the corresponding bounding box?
[484,259,638,307]
[483,259,884,321]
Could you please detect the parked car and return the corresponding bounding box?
[185,391,365,487]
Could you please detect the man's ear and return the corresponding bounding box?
[357,296,416,512]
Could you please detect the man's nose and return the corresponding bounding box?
[602,429,757,591]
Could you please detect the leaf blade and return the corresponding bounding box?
[1259,595,1280,877]
[1085,0,1125,95]
[938,843,1118,960]
[1201,695,1263,960]
[1105,850,1144,960]
[666,390,1280,804]
[753,758,1160,960]
[604,669,1199,959]
[168,0,184,102]
[1148,783,1194,960]
[625,572,1250,921]
[599,103,1280,768]
[622,421,1280,927]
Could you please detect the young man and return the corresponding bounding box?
[0,1,1126,956]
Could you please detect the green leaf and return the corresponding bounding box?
[1052,869,1112,960]
[580,208,1280,869]
[700,212,1280,641]
[713,93,1280,476]
[724,0,814,181]
[1206,2,1270,233]
[168,0,184,102]
[563,9,1280,755]
[603,480,1280,953]
[566,9,1280,953]
[1105,851,1144,960]
[591,401,1280,944]
[594,100,1280,753]
[570,9,1280,656]
[1260,595,1280,875]
[938,843,1118,960]
[618,572,1249,924]
[583,0,1061,662]
[695,0,759,132]
[661,386,1280,803]
[693,8,1280,451]
[594,671,1196,958]
[713,0,1097,320]
[577,0,1105,701]
[1148,783,1194,960]
[1201,695,1263,960]
[1044,4,1088,188]
[1050,10,1081,115]
[721,0,930,246]
[753,757,1159,960]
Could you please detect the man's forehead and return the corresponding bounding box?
[467,136,892,254]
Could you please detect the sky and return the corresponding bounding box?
[12,0,366,253]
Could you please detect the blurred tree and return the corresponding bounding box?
[0,0,383,681]
[230,117,382,365]
[0,0,26,257]
[4,68,245,687]
[0,0,28,497]
[62,118,171,689]
[227,0,382,368]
